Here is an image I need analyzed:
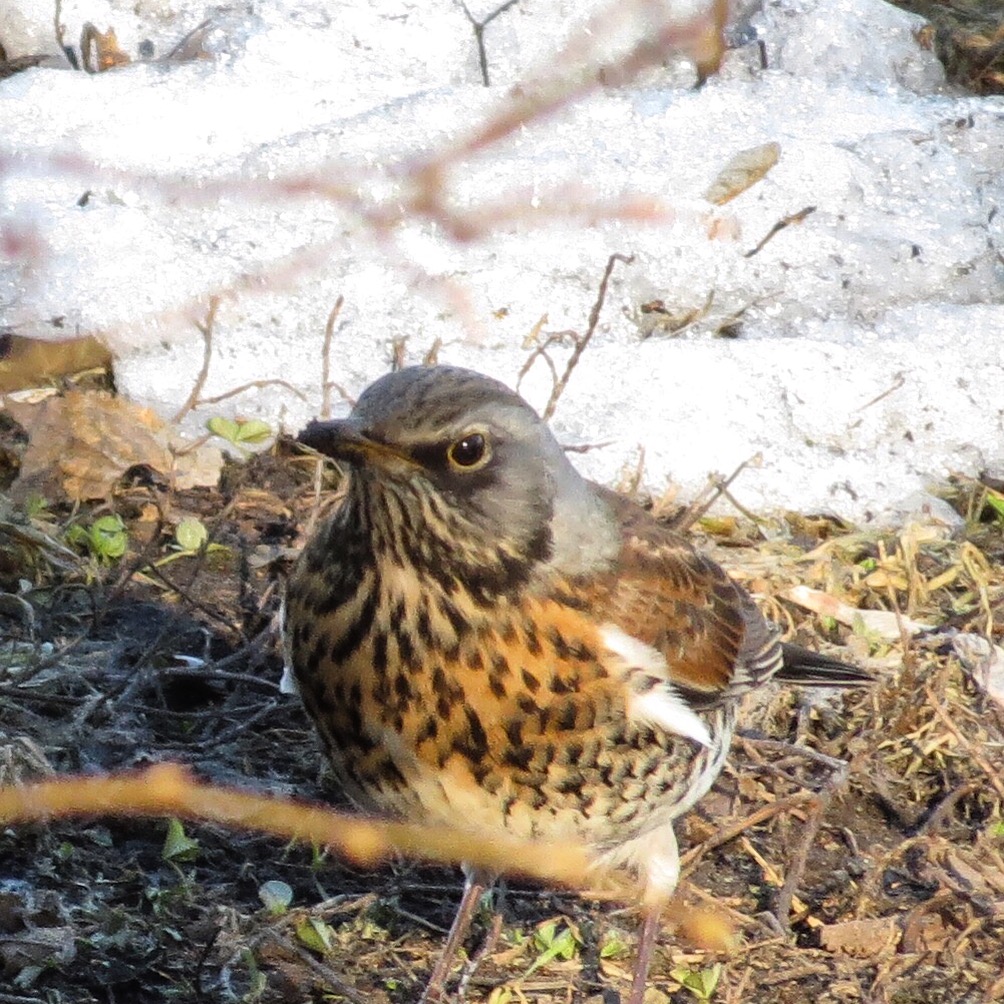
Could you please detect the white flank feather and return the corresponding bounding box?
[600,624,712,748]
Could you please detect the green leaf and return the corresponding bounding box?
[233,418,272,444]
[175,518,208,552]
[671,963,722,1001]
[699,964,722,998]
[295,917,334,954]
[599,932,627,958]
[65,525,90,548]
[206,417,240,443]
[525,921,579,977]
[206,416,272,447]
[533,920,557,949]
[162,818,200,862]
[90,515,128,560]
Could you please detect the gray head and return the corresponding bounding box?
[299,365,619,587]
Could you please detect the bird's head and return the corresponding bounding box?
[298,365,618,593]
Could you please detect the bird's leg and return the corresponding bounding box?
[420,868,492,1003]
[623,825,679,1004]
[455,890,505,1001]
[627,905,664,1004]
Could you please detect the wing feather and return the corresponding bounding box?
[586,486,782,704]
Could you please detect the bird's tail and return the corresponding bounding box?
[776,643,874,687]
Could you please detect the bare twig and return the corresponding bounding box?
[171,297,219,424]
[264,932,377,1004]
[671,454,764,532]
[195,378,308,407]
[0,763,601,889]
[321,295,345,419]
[744,206,817,258]
[680,791,818,874]
[456,0,521,87]
[853,371,906,413]
[518,252,634,420]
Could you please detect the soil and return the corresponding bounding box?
[1,440,1003,1004]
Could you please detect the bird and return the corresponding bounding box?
[284,364,871,1003]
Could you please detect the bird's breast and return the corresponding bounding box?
[287,543,735,850]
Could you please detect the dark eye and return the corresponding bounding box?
[447,433,488,469]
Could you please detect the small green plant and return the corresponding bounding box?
[239,948,267,1001]
[207,416,272,452]
[23,495,50,519]
[983,489,1004,523]
[65,514,128,562]
[295,916,336,955]
[153,517,228,567]
[524,919,580,977]
[671,963,722,1002]
[599,930,628,959]
[161,818,200,864]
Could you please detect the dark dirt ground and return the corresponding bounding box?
[1,433,1003,1004]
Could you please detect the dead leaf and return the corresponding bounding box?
[80,24,131,73]
[704,142,781,206]
[819,917,898,955]
[7,390,222,501]
[0,334,112,392]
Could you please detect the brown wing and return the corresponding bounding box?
[590,486,784,703]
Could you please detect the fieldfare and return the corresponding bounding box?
[284,365,869,1002]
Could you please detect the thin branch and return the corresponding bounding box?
[518,253,634,421]
[679,791,818,874]
[321,295,344,419]
[744,205,817,258]
[671,453,764,532]
[171,297,218,424]
[456,0,521,87]
[195,378,308,407]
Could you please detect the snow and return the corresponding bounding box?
[2,0,1003,524]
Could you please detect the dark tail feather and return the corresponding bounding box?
[776,643,873,687]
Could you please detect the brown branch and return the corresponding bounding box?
[544,252,633,420]
[195,378,308,407]
[0,763,600,889]
[680,791,818,874]
[518,253,634,421]
[171,297,218,424]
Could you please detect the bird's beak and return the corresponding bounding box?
[297,418,414,470]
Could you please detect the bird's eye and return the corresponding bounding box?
[447,433,488,469]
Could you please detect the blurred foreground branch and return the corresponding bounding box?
[0,762,595,885]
